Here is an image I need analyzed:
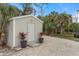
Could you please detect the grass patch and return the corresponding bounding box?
[51,33,79,42]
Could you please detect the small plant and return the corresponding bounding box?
[38,32,44,43]
[19,32,27,40]
[39,32,43,36]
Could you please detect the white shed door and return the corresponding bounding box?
[28,23,35,42]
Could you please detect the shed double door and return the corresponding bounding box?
[28,23,35,42]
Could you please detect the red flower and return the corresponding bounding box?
[19,32,27,40]
[39,32,43,36]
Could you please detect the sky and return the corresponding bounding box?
[9,3,79,16]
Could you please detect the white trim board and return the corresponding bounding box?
[13,19,15,47]
[9,15,43,23]
[27,23,35,42]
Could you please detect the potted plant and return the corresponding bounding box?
[38,32,44,43]
[19,32,27,48]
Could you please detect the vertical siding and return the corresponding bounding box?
[7,21,13,47]
[35,22,43,42]
[15,20,28,47]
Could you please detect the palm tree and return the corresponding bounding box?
[41,10,72,35]
[0,4,21,46]
[35,3,48,18]
[48,11,59,34]
[58,13,72,34]
[43,11,57,34]
[70,23,79,32]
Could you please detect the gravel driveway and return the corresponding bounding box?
[1,35,79,56]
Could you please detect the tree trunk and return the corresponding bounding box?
[55,29,57,34]
[0,32,5,46]
[60,27,63,35]
[0,38,3,46]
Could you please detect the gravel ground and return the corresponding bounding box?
[1,35,79,56]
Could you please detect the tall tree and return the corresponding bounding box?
[48,11,59,34]
[58,13,72,34]
[21,3,34,15]
[0,4,21,45]
[42,11,72,35]
[35,3,48,18]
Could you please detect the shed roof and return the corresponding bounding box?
[9,15,43,23]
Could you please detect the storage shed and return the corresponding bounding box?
[7,15,43,48]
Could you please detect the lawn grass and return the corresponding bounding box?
[52,33,79,42]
